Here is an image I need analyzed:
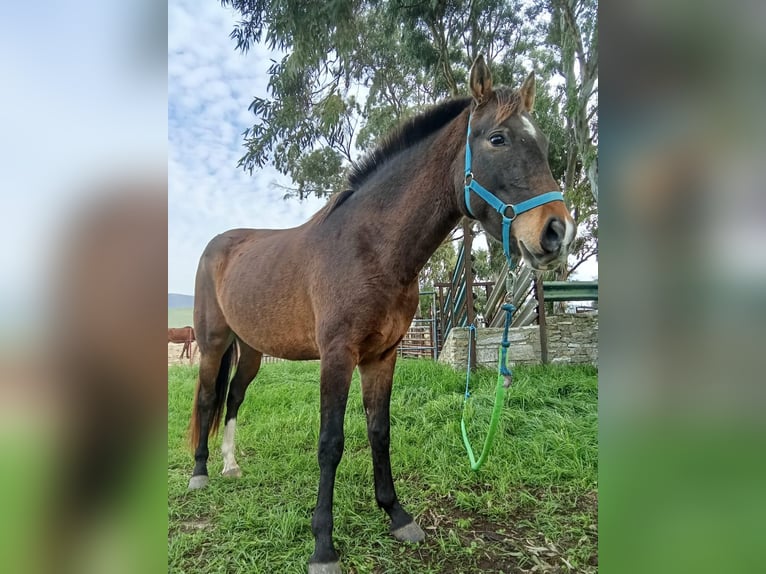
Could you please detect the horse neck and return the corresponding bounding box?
[357,113,468,284]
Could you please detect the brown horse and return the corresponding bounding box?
[188,56,575,573]
[168,326,195,359]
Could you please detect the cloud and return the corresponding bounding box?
[168,0,326,294]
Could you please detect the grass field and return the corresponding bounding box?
[168,307,194,328]
[168,360,598,573]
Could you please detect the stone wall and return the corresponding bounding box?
[546,314,599,366]
[438,313,598,369]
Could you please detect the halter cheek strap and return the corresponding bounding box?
[463,115,565,266]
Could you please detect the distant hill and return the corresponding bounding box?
[168,293,194,308]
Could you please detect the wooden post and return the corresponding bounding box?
[535,273,549,364]
[463,219,477,371]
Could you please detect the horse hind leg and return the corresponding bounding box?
[188,333,234,490]
[189,243,237,489]
[221,340,262,478]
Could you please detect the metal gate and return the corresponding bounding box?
[397,291,440,360]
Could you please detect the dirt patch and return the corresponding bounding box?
[177,517,212,533]
[405,492,598,574]
[168,515,214,541]
[168,344,289,367]
[168,342,199,366]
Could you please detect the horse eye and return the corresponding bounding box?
[489,134,505,146]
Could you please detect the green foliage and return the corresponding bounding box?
[419,240,457,289]
[168,360,597,572]
[472,248,493,282]
[289,147,346,199]
[543,0,598,201]
[418,239,457,316]
[530,87,570,181]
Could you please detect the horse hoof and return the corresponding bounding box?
[222,467,242,478]
[188,475,210,490]
[307,561,341,574]
[391,521,425,543]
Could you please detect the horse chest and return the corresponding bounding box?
[348,290,419,358]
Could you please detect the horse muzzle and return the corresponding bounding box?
[518,216,575,271]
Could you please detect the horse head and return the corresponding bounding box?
[459,55,575,271]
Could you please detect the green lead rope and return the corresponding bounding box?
[460,304,515,471]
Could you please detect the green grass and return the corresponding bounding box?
[168,360,597,573]
[169,307,194,328]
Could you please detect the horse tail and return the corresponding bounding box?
[188,341,237,450]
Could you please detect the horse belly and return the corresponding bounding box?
[248,331,320,361]
[220,290,319,360]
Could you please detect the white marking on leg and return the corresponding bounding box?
[221,419,240,475]
[520,116,538,138]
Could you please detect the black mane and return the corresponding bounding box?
[311,96,472,223]
[348,97,472,191]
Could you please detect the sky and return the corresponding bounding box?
[168,0,326,295]
[168,0,596,295]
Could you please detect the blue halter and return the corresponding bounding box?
[463,114,565,267]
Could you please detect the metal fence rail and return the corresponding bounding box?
[397,291,439,360]
[541,281,599,302]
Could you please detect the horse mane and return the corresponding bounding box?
[311,96,473,224]
[348,97,472,191]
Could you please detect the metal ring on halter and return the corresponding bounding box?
[464,172,474,186]
[502,204,517,220]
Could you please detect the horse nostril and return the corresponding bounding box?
[541,217,565,253]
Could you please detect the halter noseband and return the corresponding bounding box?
[463,113,565,267]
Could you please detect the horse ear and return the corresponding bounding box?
[520,71,536,112]
[469,55,493,104]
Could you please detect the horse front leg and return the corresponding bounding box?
[309,349,356,574]
[358,354,425,543]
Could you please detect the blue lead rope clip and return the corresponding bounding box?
[498,302,516,388]
[505,274,514,294]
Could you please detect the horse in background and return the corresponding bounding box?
[168,326,195,360]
